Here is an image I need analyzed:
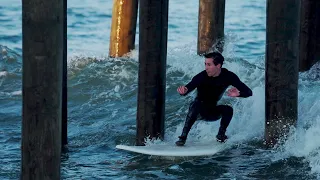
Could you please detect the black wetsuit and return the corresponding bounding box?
[179,68,252,139]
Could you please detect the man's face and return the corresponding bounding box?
[205,58,220,77]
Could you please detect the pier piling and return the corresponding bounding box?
[136,0,169,146]
[265,0,300,147]
[22,0,63,179]
[109,0,138,57]
[62,0,68,148]
[299,0,320,71]
[197,0,225,54]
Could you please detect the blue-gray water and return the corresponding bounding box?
[1,0,320,179]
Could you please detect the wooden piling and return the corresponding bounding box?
[109,0,138,57]
[22,0,63,179]
[265,0,300,147]
[198,0,225,55]
[136,0,169,146]
[62,0,68,148]
[299,0,320,72]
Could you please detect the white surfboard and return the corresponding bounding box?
[115,140,229,157]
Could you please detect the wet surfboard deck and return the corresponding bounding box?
[115,140,229,157]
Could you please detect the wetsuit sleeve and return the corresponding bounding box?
[182,75,200,96]
[229,72,253,98]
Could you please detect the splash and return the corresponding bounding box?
[270,64,320,177]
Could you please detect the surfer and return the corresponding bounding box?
[175,52,253,146]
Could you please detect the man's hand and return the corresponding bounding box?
[227,87,240,97]
[177,86,188,95]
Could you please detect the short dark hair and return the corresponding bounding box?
[204,52,224,66]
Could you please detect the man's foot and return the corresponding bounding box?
[175,136,186,146]
[216,134,228,143]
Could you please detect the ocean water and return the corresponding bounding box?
[1,0,320,179]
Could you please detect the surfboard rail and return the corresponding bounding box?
[115,141,228,157]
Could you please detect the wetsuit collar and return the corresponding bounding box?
[209,68,222,77]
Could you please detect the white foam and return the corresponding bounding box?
[1,47,7,55]
[271,97,320,177]
[11,90,21,96]
[0,71,8,77]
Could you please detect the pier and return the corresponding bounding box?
[21,0,320,179]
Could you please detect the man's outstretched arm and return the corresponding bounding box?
[178,73,202,96]
[229,72,252,98]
